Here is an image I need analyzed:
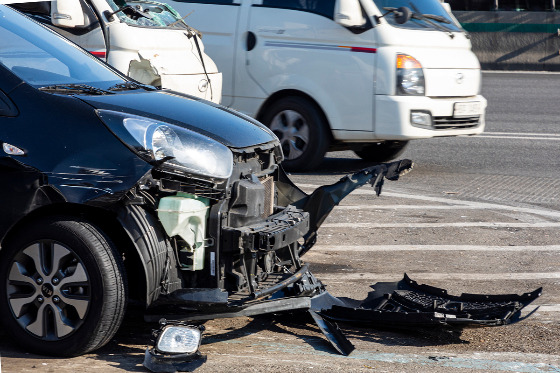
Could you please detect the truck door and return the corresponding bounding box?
[244,0,377,133]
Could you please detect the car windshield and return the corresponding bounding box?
[0,5,125,89]
[108,0,190,29]
[371,0,462,32]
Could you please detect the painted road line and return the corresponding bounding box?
[317,272,560,281]
[476,135,560,141]
[524,304,560,313]
[314,245,560,252]
[335,204,484,210]
[215,344,560,372]
[483,132,560,137]
[321,222,560,228]
[296,183,560,219]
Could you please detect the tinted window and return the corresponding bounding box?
[0,6,124,88]
[261,0,335,19]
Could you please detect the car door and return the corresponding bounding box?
[244,0,377,132]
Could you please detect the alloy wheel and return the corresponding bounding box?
[7,241,91,340]
[269,109,310,160]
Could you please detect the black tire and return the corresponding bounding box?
[261,96,329,171]
[353,141,409,163]
[0,217,127,356]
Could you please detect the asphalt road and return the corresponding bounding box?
[2,72,560,372]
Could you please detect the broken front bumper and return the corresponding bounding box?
[145,160,542,357]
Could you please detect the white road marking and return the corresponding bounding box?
[335,204,484,210]
[296,184,560,219]
[322,222,560,228]
[314,245,560,252]
[317,272,560,281]
[477,135,560,141]
[483,132,560,137]
[524,304,560,313]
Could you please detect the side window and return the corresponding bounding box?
[261,0,336,19]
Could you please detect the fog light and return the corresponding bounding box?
[143,320,206,372]
[410,111,432,127]
[157,326,201,354]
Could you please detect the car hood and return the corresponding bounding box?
[78,90,278,149]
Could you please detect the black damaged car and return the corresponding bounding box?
[0,4,541,359]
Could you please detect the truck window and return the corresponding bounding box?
[171,0,235,4]
[260,0,335,19]
[11,0,99,35]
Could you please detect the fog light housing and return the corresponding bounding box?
[410,111,432,127]
[143,320,206,372]
[157,325,202,354]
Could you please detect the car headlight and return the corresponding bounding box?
[396,54,425,96]
[97,109,233,179]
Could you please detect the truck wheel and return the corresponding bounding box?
[0,217,127,356]
[262,97,329,171]
[353,141,409,162]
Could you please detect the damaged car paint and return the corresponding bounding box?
[0,5,541,361]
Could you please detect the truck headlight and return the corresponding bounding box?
[97,110,233,179]
[396,54,425,96]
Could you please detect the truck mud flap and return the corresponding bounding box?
[313,274,542,328]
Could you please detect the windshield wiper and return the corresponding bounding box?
[108,81,156,92]
[38,84,113,95]
[408,3,455,38]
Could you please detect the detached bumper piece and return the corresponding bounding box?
[223,206,309,252]
[317,274,542,328]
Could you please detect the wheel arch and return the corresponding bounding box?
[0,203,148,305]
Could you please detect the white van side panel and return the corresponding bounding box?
[245,6,376,133]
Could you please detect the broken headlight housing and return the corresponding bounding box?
[97,109,233,179]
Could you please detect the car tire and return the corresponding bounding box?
[262,97,329,171]
[353,141,409,163]
[0,217,127,356]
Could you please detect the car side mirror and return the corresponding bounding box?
[51,0,87,28]
[334,0,366,28]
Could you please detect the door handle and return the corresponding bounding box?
[246,31,256,51]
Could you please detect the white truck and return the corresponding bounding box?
[159,0,486,170]
[9,0,222,103]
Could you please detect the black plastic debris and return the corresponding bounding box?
[316,274,542,328]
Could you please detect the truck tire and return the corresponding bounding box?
[262,97,329,171]
[0,217,127,356]
[353,141,409,162]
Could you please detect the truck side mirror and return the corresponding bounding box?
[51,0,86,28]
[334,0,366,28]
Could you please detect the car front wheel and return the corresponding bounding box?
[0,217,127,356]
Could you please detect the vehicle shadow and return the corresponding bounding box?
[201,311,468,356]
